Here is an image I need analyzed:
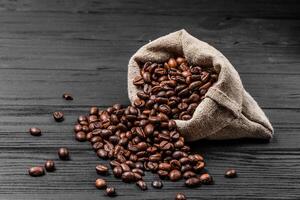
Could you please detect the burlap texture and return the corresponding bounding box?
[127,29,274,141]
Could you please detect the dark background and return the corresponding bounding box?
[0,0,299,199]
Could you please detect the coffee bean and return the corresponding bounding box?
[44,160,55,172]
[113,166,123,178]
[53,111,64,122]
[58,147,69,160]
[75,131,86,142]
[121,172,135,183]
[144,124,154,136]
[152,180,163,189]
[136,180,147,190]
[183,171,196,179]
[168,58,177,68]
[169,169,182,181]
[175,193,186,200]
[28,166,45,177]
[185,177,201,187]
[225,169,237,178]
[199,173,213,184]
[95,164,109,175]
[95,178,107,189]
[29,127,41,136]
[106,187,116,196]
[62,92,73,100]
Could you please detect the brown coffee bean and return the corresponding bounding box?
[193,161,205,172]
[133,75,144,86]
[95,178,107,189]
[95,164,109,175]
[58,147,69,160]
[136,180,147,190]
[159,163,171,171]
[53,111,64,122]
[62,92,73,100]
[106,187,116,196]
[168,58,177,68]
[121,172,135,183]
[90,107,99,115]
[225,169,237,178]
[120,163,130,172]
[113,166,123,178]
[75,131,86,142]
[183,171,196,179]
[44,160,55,172]
[169,169,182,181]
[74,124,82,132]
[199,173,213,184]
[144,124,154,136]
[185,177,201,187]
[28,166,45,177]
[175,193,186,200]
[152,180,163,189]
[158,170,169,179]
[29,127,41,136]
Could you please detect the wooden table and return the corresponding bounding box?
[0,0,299,199]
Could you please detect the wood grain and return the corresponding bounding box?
[0,0,299,199]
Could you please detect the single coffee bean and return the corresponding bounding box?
[136,180,147,190]
[225,169,237,178]
[106,187,116,196]
[90,107,99,115]
[95,164,109,175]
[152,180,163,189]
[121,172,135,183]
[113,166,123,178]
[29,127,41,136]
[95,178,107,189]
[175,193,186,200]
[28,166,45,177]
[53,111,64,122]
[199,173,213,184]
[62,92,73,100]
[169,169,182,181]
[185,177,201,187]
[58,147,69,160]
[74,124,82,132]
[75,131,86,142]
[44,160,55,172]
[183,171,196,179]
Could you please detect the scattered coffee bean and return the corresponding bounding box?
[185,177,201,187]
[44,160,55,172]
[28,166,45,177]
[199,173,213,184]
[29,127,41,136]
[136,180,147,190]
[95,178,107,189]
[225,169,237,178]
[152,180,163,189]
[113,166,123,178]
[58,147,69,160]
[62,92,73,100]
[53,111,64,122]
[169,169,182,181]
[96,164,109,175]
[106,187,116,196]
[175,193,186,200]
[75,131,86,142]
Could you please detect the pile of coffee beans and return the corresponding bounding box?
[74,57,220,198]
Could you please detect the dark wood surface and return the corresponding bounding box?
[0,0,299,199]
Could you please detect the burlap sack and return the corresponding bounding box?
[127,29,274,141]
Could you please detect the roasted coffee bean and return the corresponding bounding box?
[62,92,73,100]
[106,187,116,196]
[159,163,171,171]
[44,160,55,172]
[175,193,186,200]
[75,131,86,142]
[121,172,136,183]
[144,124,154,136]
[95,178,107,189]
[96,164,109,175]
[120,163,131,172]
[90,107,99,115]
[169,169,182,181]
[97,149,108,159]
[183,171,196,179]
[132,168,145,176]
[193,161,205,172]
[74,124,82,132]
[185,177,201,187]
[225,169,237,178]
[28,166,45,177]
[152,180,163,189]
[113,166,123,178]
[158,170,169,179]
[58,147,69,160]
[199,173,213,184]
[136,180,147,190]
[29,127,41,136]
[53,111,64,122]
